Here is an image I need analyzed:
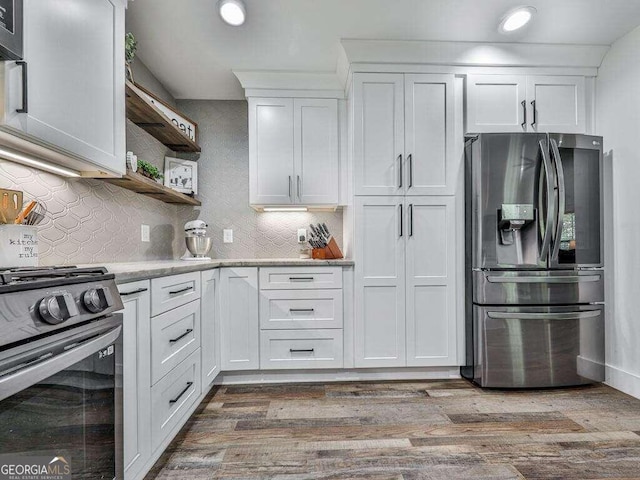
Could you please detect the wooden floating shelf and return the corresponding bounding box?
[105,169,201,206]
[125,80,201,153]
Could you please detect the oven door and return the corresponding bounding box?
[0,314,123,479]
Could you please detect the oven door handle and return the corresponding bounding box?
[0,326,121,402]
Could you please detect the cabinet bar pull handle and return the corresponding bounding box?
[399,204,403,237]
[409,204,414,237]
[521,100,527,129]
[169,382,193,404]
[289,277,314,282]
[120,287,148,296]
[169,328,193,344]
[16,61,27,114]
[169,286,193,295]
[290,348,314,353]
[288,175,292,198]
[408,154,413,188]
[398,154,403,188]
[531,100,537,127]
[289,308,315,313]
[297,175,301,200]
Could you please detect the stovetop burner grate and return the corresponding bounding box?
[0,266,109,286]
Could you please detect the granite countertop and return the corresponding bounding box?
[88,258,354,284]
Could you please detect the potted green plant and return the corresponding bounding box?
[125,32,137,82]
[137,160,163,182]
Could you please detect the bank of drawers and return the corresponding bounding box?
[259,267,343,370]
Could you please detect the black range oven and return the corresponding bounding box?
[0,267,124,479]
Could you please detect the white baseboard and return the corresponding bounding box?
[214,367,461,385]
[606,364,640,399]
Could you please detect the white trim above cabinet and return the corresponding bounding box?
[248,97,339,208]
[466,74,586,134]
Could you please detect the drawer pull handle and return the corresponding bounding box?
[169,382,193,405]
[289,308,315,313]
[289,277,314,282]
[169,329,193,344]
[290,348,315,353]
[120,287,148,296]
[169,286,194,295]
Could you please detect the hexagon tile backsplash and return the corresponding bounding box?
[0,100,344,266]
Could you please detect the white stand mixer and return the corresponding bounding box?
[181,220,213,261]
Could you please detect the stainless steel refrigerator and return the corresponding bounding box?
[461,133,605,388]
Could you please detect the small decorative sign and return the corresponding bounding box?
[0,225,38,267]
[134,85,197,142]
[164,156,198,195]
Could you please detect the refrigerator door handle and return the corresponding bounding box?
[550,138,566,262]
[538,140,555,261]
[487,311,601,320]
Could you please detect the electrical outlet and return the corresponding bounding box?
[223,229,233,243]
[297,228,307,244]
[141,224,150,242]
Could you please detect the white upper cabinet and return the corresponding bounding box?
[404,74,456,195]
[249,96,339,207]
[249,98,295,205]
[466,74,586,134]
[405,197,457,367]
[353,72,457,196]
[353,73,405,196]
[16,0,126,174]
[294,99,339,205]
[466,75,527,133]
[527,76,585,134]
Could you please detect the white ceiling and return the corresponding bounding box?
[127,0,640,100]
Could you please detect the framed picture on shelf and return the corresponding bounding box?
[164,156,198,194]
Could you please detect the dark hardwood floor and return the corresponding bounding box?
[146,380,640,479]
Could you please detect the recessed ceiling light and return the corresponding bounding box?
[218,0,246,26]
[499,6,536,33]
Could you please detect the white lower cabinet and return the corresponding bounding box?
[150,349,201,453]
[260,329,343,370]
[201,269,221,387]
[220,268,260,370]
[354,196,458,368]
[119,281,151,480]
[259,289,343,330]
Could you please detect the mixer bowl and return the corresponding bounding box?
[186,236,212,257]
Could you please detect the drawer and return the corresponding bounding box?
[259,267,342,290]
[151,349,201,453]
[151,272,201,317]
[260,289,343,330]
[260,329,343,370]
[151,300,200,384]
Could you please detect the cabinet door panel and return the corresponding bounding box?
[249,98,294,205]
[119,281,151,480]
[353,73,404,195]
[294,98,339,205]
[201,269,220,388]
[405,197,457,366]
[527,76,585,134]
[220,268,259,371]
[24,0,125,173]
[467,75,527,133]
[405,74,455,195]
[354,197,406,367]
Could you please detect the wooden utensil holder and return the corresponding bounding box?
[312,237,343,260]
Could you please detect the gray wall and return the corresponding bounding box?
[177,100,344,259]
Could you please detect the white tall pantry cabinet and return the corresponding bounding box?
[350,72,459,369]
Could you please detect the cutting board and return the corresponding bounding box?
[0,189,23,224]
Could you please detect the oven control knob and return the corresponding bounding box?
[38,293,79,325]
[82,288,112,313]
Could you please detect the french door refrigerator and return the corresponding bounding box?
[461,133,605,388]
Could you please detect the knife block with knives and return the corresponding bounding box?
[308,223,343,260]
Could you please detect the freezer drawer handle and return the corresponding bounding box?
[486,275,601,284]
[487,311,600,320]
[169,329,193,344]
[169,382,193,405]
[169,286,193,295]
